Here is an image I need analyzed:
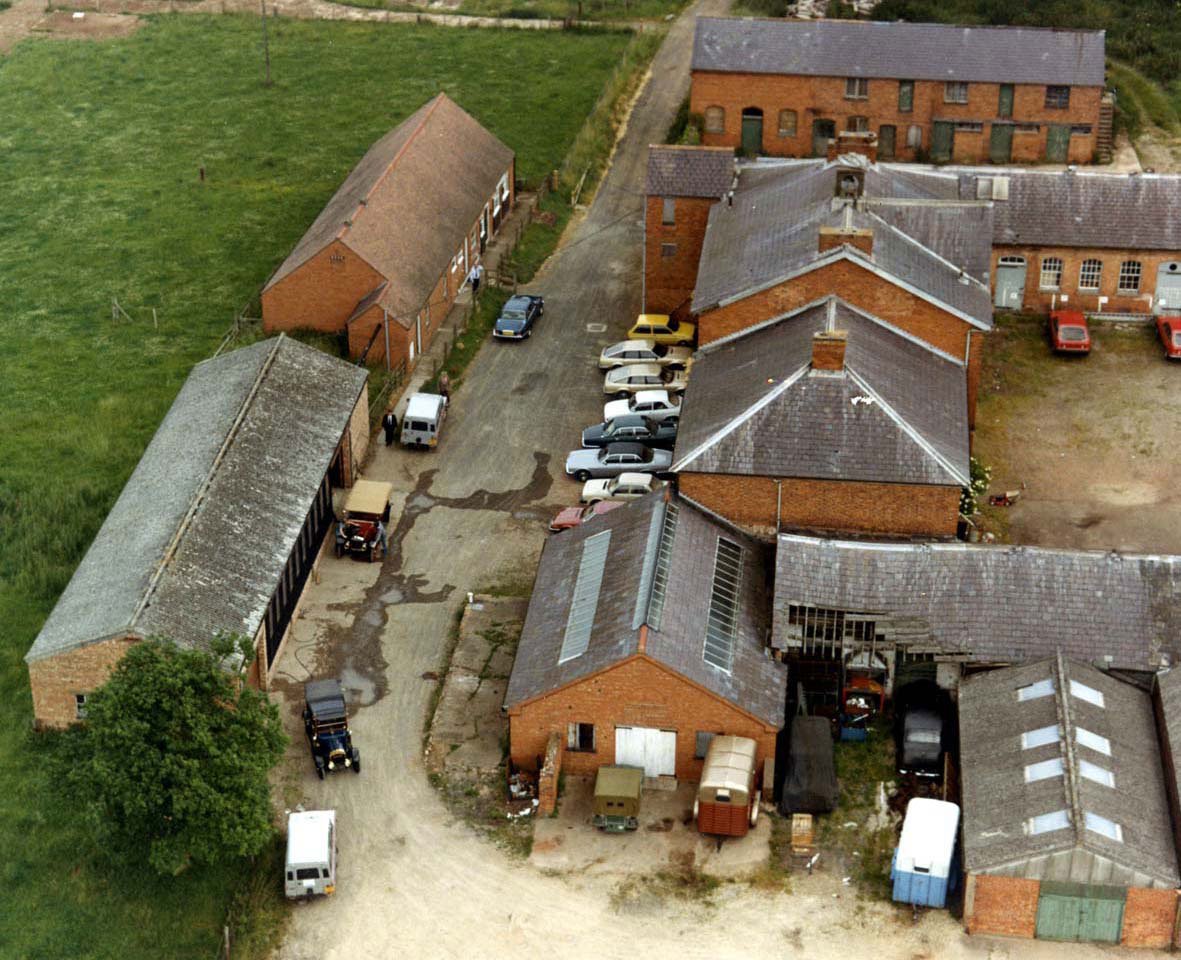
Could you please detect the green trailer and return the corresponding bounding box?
[592,765,643,832]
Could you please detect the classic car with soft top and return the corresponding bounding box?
[580,472,658,504]
[303,678,361,779]
[564,442,672,482]
[598,339,692,370]
[334,480,392,562]
[493,294,544,339]
[581,414,678,450]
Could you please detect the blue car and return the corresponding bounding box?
[493,294,544,340]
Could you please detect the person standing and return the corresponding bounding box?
[382,409,397,446]
[468,262,483,298]
[438,371,451,405]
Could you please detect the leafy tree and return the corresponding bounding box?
[58,634,287,875]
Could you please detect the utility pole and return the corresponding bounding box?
[260,0,271,88]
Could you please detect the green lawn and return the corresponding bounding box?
[0,15,629,958]
[334,0,683,21]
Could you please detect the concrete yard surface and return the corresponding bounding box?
[975,316,1181,552]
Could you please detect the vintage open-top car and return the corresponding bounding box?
[303,679,361,779]
[334,480,393,562]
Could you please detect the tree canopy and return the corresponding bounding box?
[58,635,287,875]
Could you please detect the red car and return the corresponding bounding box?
[1048,310,1091,354]
[1157,315,1181,360]
[548,500,622,532]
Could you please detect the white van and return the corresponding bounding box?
[284,810,337,899]
[400,393,447,449]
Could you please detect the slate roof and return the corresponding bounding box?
[264,93,513,326]
[672,297,969,486]
[691,17,1106,87]
[960,656,1179,887]
[771,536,1181,672]
[983,170,1181,251]
[690,158,993,325]
[646,145,735,199]
[504,492,787,726]
[26,336,367,663]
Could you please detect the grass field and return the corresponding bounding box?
[334,0,683,21]
[0,15,630,957]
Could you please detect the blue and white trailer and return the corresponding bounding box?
[891,798,960,909]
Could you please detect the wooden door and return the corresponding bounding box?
[932,121,954,161]
[740,109,763,156]
[878,124,896,161]
[1046,124,1071,162]
[989,123,1013,163]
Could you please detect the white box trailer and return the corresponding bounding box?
[285,810,337,899]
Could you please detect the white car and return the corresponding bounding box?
[603,364,689,398]
[603,389,682,423]
[579,472,659,504]
[598,339,693,370]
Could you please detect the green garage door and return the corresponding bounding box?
[1036,882,1125,943]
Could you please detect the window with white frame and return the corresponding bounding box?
[1028,809,1071,835]
[1018,679,1054,701]
[1084,811,1122,842]
[1118,260,1142,293]
[704,106,725,134]
[1039,257,1064,290]
[944,81,969,104]
[1075,727,1112,756]
[74,693,88,719]
[1078,259,1103,291]
[845,77,868,100]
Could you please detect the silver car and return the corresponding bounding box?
[603,363,688,398]
[598,339,693,370]
[564,442,672,482]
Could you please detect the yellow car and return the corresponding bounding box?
[627,314,696,347]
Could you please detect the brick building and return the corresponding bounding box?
[504,491,786,787]
[24,336,369,728]
[685,153,994,426]
[690,18,1109,165]
[672,296,968,539]
[262,93,514,372]
[960,656,1180,948]
[643,145,734,316]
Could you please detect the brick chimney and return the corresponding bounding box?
[826,131,878,163]
[818,226,873,256]
[812,330,847,371]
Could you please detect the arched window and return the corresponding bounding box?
[704,106,725,135]
[1039,257,1064,290]
[1078,258,1103,291]
[778,109,798,137]
[1118,260,1142,293]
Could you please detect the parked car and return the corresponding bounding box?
[603,389,682,423]
[1157,314,1181,359]
[285,810,337,899]
[401,392,447,449]
[493,294,544,340]
[580,472,658,504]
[581,414,678,450]
[565,442,672,482]
[302,679,361,779]
[627,313,696,347]
[598,339,692,370]
[894,681,952,780]
[548,499,623,532]
[334,480,392,561]
[1048,310,1091,354]
[603,363,689,398]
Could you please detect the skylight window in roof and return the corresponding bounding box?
[558,531,611,665]
[703,537,742,673]
[1024,758,1064,783]
[1078,759,1115,788]
[1070,680,1105,708]
[1084,812,1123,842]
[1075,727,1112,757]
[1028,810,1071,835]
[1021,725,1061,750]
[645,501,679,630]
[1017,679,1054,702]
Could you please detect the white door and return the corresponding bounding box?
[614,726,676,777]
[1155,261,1181,314]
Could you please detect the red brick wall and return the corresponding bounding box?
[965,874,1040,938]
[645,195,717,315]
[537,732,564,816]
[679,472,961,538]
[966,329,985,432]
[508,655,778,783]
[818,227,873,256]
[691,71,1102,164]
[28,636,141,729]
[1122,888,1179,949]
[992,246,1175,316]
[262,240,385,336]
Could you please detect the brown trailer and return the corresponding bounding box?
[694,735,759,838]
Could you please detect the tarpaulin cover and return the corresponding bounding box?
[780,716,838,814]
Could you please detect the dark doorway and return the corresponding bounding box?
[932,121,954,162]
[878,124,897,161]
[989,123,1013,163]
[811,118,836,157]
[741,107,764,156]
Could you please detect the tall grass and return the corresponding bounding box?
[0,15,629,957]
